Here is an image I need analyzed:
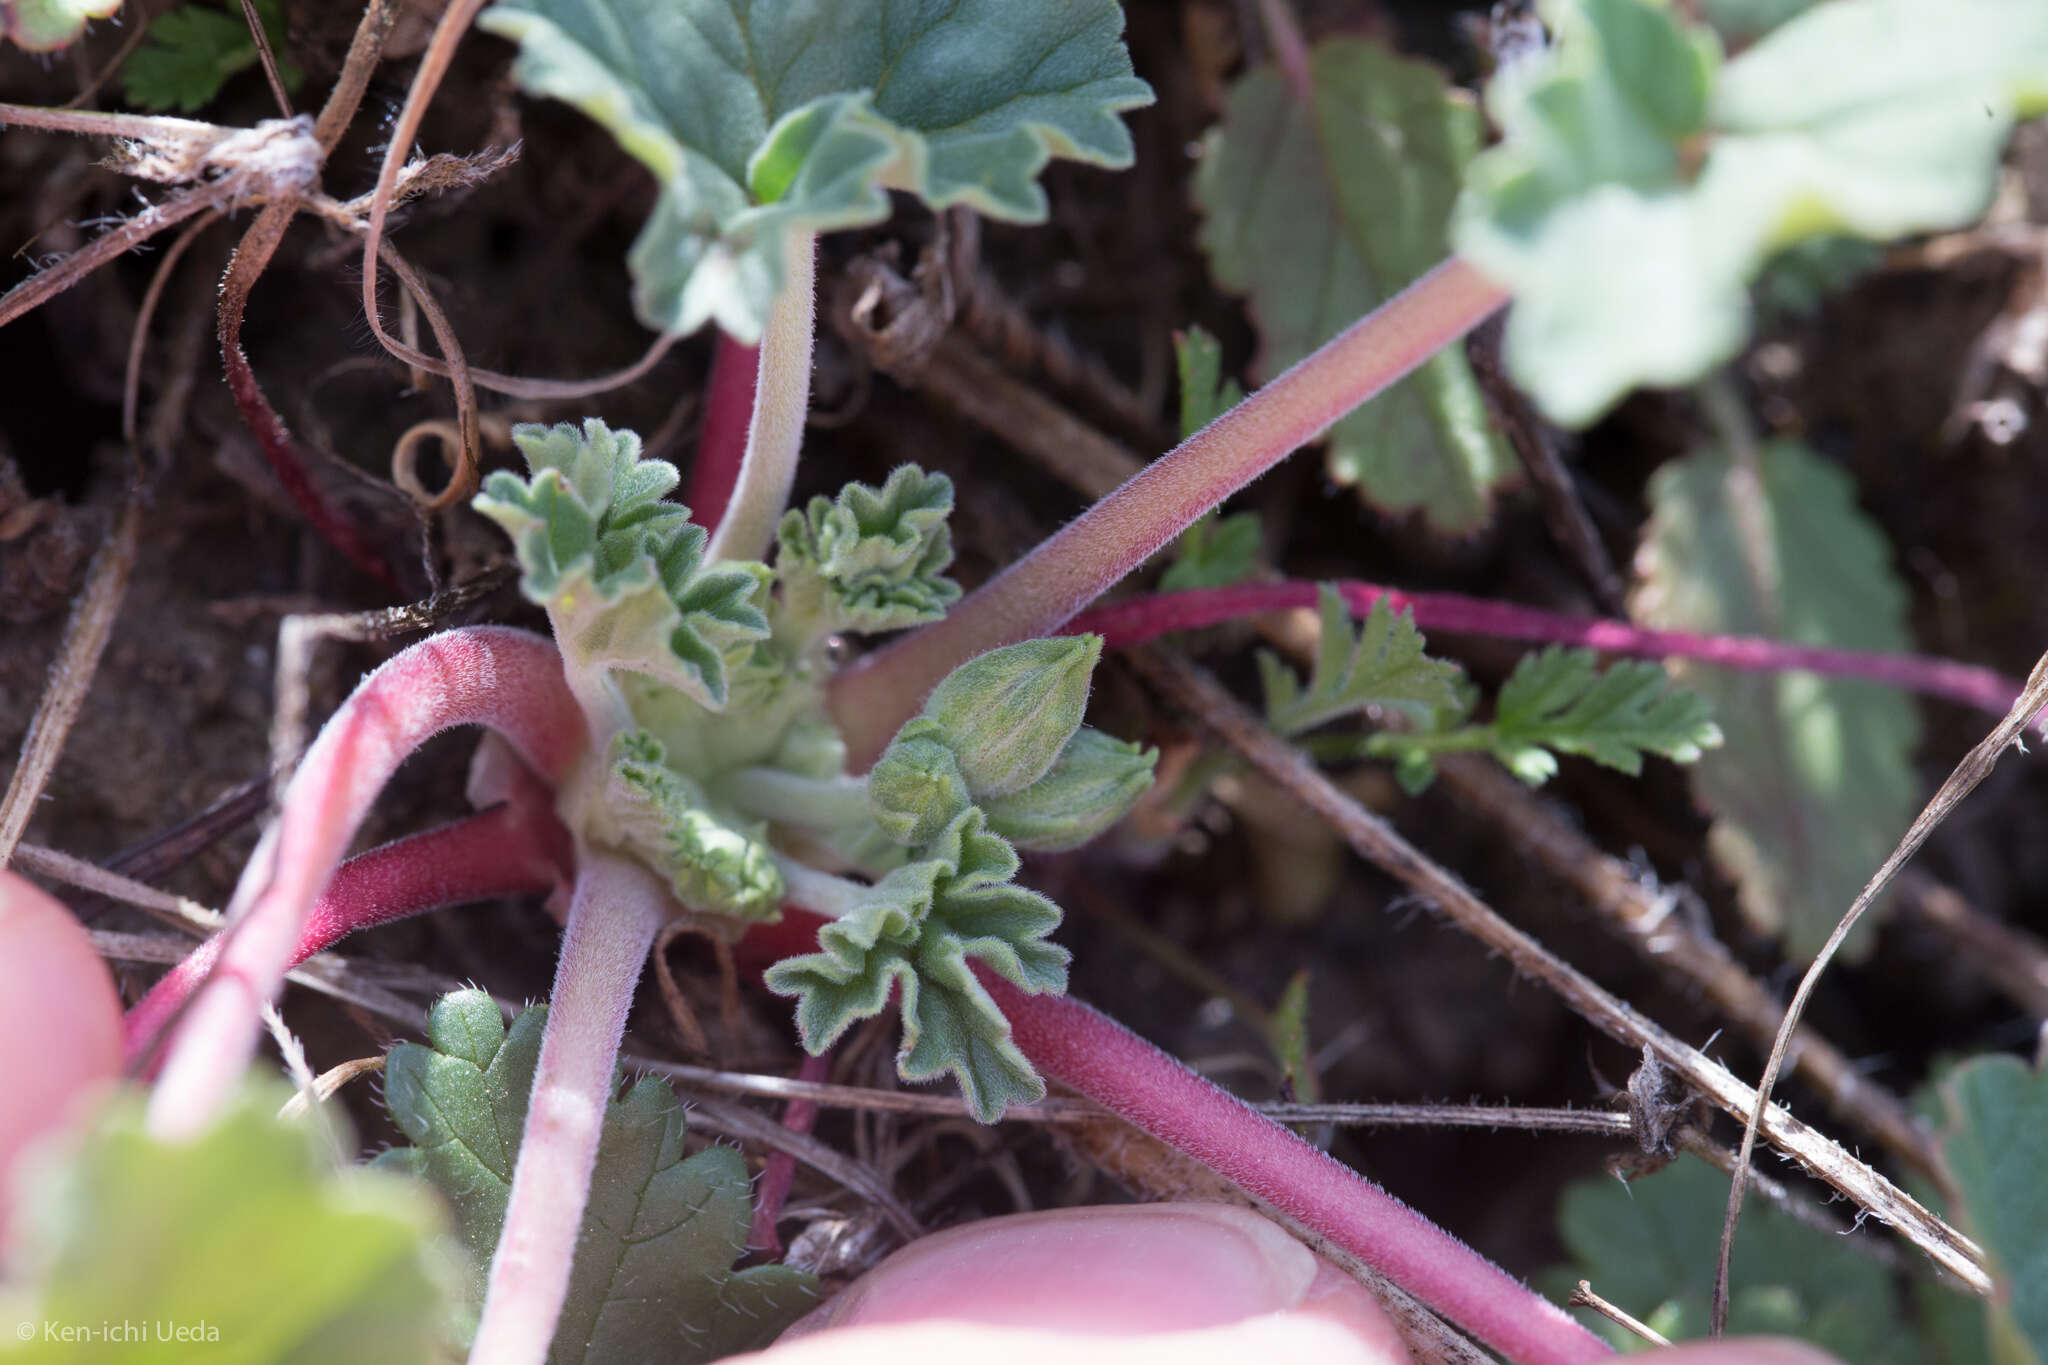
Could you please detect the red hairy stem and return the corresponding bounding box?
[1067,581,2041,726]
[123,780,572,1069]
[747,910,1602,1363]
[828,258,1510,766]
[144,626,583,1138]
[685,333,760,536]
[471,852,671,1365]
[983,974,1611,1365]
[748,1050,830,1252]
[220,203,402,591]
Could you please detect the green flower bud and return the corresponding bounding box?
[921,635,1103,798]
[980,727,1158,851]
[866,718,973,846]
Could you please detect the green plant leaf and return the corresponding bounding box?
[477,0,1153,342]
[1700,0,1818,42]
[378,991,816,1363]
[121,0,303,113]
[1941,1054,2048,1363]
[920,635,1103,799]
[776,465,960,640]
[1269,969,1319,1105]
[1456,0,2048,426]
[601,730,785,920]
[1161,513,1263,593]
[474,419,769,710]
[764,808,1068,1122]
[2,0,120,52]
[865,717,974,848]
[2,1086,460,1363]
[1195,38,1513,532]
[1174,324,1244,438]
[1260,585,1465,737]
[1488,646,1723,784]
[1547,1158,1917,1361]
[978,725,1157,852]
[1632,438,1919,960]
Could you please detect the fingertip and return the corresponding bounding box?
[0,872,124,1237]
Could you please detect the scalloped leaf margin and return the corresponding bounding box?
[479,0,1155,341]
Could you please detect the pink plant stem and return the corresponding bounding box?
[123,783,572,1069]
[222,202,402,592]
[685,333,760,536]
[470,851,670,1365]
[829,257,1510,767]
[1066,581,2042,726]
[144,626,583,1139]
[748,1050,830,1253]
[981,973,1610,1365]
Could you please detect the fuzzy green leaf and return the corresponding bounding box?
[1161,513,1263,593]
[1547,1158,1917,1360]
[602,730,784,920]
[978,725,1157,852]
[1633,439,1919,960]
[776,465,960,639]
[1196,38,1513,532]
[379,991,816,1363]
[475,419,769,709]
[1457,0,2048,426]
[477,0,1153,342]
[3,1086,459,1363]
[865,717,973,848]
[2,0,120,52]
[1174,325,1244,438]
[764,809,1067,1122]
[1489,646,1723,785]
[921,635,1103,798]
[121,0,302,113]
[1940,1054,2048,1362]
[1260,585,1464,737]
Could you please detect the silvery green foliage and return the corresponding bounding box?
[474,420,769,710]
[920,636,1103,797]
[1456,0,2048,426]
[1260,586,1464,737]
[865,718,974,848]
[478,0,1153,341]
[476,422,1148,1119]
[979,727,1159,852]
[776,465,961,640]
[763,809,1068,1123]
[602,732,784,922]
[379,992,815,1362]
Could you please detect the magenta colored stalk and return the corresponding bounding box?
[1066,581,2041,727]
[983,974,1610,1365]
[222,282,401,592]
[685,332,760,537]
[470,851,670,1365]
[829,258,1510,767]
[123,782,572,1069]
[144,626,584,1139]
[748,1050,829,1253]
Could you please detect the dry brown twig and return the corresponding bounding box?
[1712,649,2048,1333]
[1436,754,1939,1179]
[1129,643,1990,1294]
[1897,870,2048,1019]
[1569,1281,1670,1348]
